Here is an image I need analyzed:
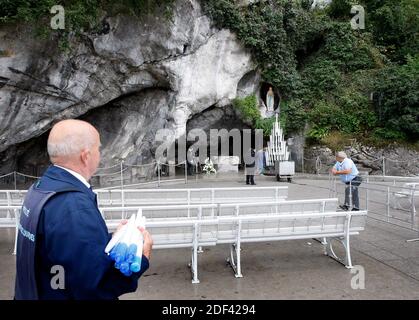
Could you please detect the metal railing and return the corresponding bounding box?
[329,174,418,241]
[0,161,190,190]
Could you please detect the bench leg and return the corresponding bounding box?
[13,226,18,255]
[190,248,200,284]
[314,237,327,245]
[226,244,243,278]
[235,241,243,278]
[13,210,19,255]
[343,232,353,269]
[324,236,353,269]
[191,224,200,284]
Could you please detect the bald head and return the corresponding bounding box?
[48,119,101,180]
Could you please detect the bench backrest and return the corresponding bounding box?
[218,199,338,216]
[99,198,339,222]
[95,187,288,207]
[215,211,367,244]
[108,211,367,249]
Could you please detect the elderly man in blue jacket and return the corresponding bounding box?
[14,119,153,300]
[332,151,362,211]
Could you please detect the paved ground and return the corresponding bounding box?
[1,174,418,300]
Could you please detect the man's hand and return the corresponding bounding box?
[112,221,153,259]
[332,167,338,175]
[138,227,153,260]
[112,219,128,238]
[116,219,128,232]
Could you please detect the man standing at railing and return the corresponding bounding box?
[331,151,362,211]
[14,119,153,300]
[245,148,257,185]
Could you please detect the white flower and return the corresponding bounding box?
[202,158,217,175]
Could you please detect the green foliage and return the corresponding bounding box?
[301,59,341,98]
[0,0,175,45]
[372,128,407,141]
[326,0,357,20]
[308,126,329,142]
[255,117,277,137]
[308,101,340,132]
[361,0,419,63]
[373,55,419,141]
[336,90,378,131]
[324,0,419,64]
[207,0,417,144]
[323,23,375,71]
[232,95,260,123]
[203,0,323,98]
[233,95,275,137]
[307,96,378,136]
[280,100,308,134]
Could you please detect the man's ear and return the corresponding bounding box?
[80,149,90,166]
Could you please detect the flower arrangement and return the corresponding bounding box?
[202,158,216,175]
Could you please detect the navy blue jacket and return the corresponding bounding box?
[21,165,149,300]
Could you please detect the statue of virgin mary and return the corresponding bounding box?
[266,87,275,112]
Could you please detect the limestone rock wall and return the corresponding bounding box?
[0,0,258,175]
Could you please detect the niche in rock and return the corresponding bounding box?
[260,82,280,112]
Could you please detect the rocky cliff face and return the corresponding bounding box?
[304,144,419,176]
[0,0,258,177]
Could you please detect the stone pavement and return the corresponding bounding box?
[0,174,418,299]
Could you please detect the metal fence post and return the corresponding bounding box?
[185,161,187,184]
[301,151,304,174]
[386,186,390,222]
[382,157,386,176]
[197,206,203,253]
[349,180,353,209]
[328,174,333,198]
[14,171,17,190]
[157,161,161,188]
[316,156,320,175]
[366,176,369,211]
[410,184,416,227]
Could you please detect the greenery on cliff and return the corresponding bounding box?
[0,0,174,46]
[204,0,419,146]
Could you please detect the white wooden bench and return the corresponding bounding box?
[107,210,367,283]
[216,211,367,278]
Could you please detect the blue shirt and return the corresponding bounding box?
[334,158,359,183]
[21,166,149,300]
